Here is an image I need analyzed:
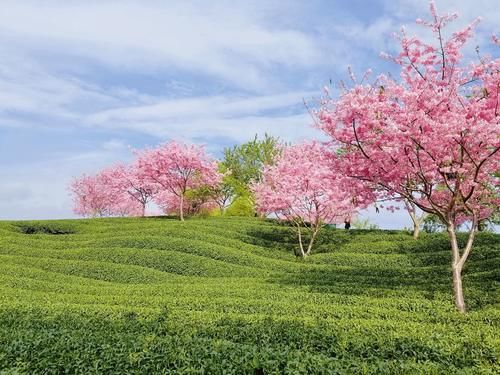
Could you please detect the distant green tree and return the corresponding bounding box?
[477,212,499,232]
[220,134,282,215]
[208,164,235,215]
[184,186,213,215]
[352,218,379,230]
[422,214,446,233]
[225,194,255,217]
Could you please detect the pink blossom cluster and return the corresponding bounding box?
[154,190,218,217]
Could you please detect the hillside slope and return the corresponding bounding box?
[0,217,498,373]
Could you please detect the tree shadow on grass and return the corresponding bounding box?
[143,215,182,220]
[243,224,413,256]
[268,265,452,298]
[267,264,498,309]
[242,222,300,255]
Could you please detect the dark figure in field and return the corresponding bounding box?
[344,220,351,230]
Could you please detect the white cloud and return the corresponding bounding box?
[101,139,128,151]
[85,91,321,144]
[0,0,330,148]
[0,55,153,124]
[89,91,317,124]
[0,0,322,91]
[99,113,319,145]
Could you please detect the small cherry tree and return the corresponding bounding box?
[110,194,145,217]
[70,171,142,217]
[70,174,111,217]
[253,142,370,257]
[317,2,499,312]
[137,141,221,221]
[105,163,157,217]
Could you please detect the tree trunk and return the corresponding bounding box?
[477,219,486,232]
[412,222,420,240]
[405,200,426,240]
[179,195,185,222]
[452,262,465,313]
[446,222,476,313]
[305,224,321,257]
[295,224,306,258]
[141,203,146,217]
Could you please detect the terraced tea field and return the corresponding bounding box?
[0,217,498,373]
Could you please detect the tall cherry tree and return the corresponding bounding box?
[253,142,371,257]
[317,2,499,312]
[137,141,221,221]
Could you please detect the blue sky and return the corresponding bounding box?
[0,0,498,226]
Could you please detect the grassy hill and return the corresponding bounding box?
[0,216,498,374]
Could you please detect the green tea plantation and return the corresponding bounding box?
[0,217,498,374]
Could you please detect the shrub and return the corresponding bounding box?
[226,195,255,216]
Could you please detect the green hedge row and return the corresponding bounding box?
[0,307,497,374]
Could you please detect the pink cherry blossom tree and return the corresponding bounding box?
[70,170,143,218]
[253,141,372,258]
[70,174,111,218]
[110,194,145,217]
[137,141,221,221]
[104,163,157,217]
[316,2,499,312]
